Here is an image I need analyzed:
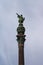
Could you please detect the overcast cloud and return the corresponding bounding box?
[0,0,43,65]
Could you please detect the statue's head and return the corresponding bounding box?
[21,15,22,16]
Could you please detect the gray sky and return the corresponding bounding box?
[0,0,43,65]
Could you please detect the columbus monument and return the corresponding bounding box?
[16,13,26,65]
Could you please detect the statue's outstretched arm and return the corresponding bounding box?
[16,13,20,18]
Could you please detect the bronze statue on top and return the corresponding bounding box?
[16,13,25,34]
[16,13,25,24]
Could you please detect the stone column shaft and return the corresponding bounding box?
[18,44,24,65]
